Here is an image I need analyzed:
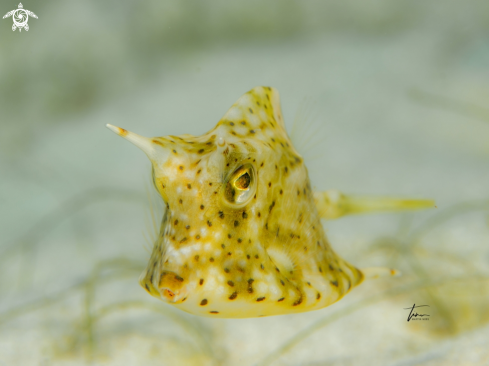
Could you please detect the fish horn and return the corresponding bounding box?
[361,267,401,279]
[314,189,435,219]
[106,124,157,160]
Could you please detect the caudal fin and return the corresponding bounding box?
[314,190,435,220]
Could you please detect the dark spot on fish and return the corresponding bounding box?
[269,201,275,212]
[237,238,242,243]
[175,275,184,282]
[317,293,321,300]
[200,299,208,306]
[197,169,201,174]
[200,204,205,210]
[249,108,253,114]
[280,280,285,286]
[229,292,238,300]
[268,182,272,187]
[331,280,338,287]
[228,234,232,239]
[195,235,200,240]
[260,264,264,270]
[242,212,248,219]
[258,212,261,217]
[186,225,190,230]
[228,252,232,256]
[180,237,187,243]
[219,211,224,219]
[187,184,192,189]
[255,254,259,259]
[247,254,251,259]
[221,243,225,248]
[277,297,285,302]
[199,279,204,285]
[198,149,204,154]
[247,279,254,293]
[207,220,212,227]
[145,284,150,292]
[256,297,265,302]
[293,297,303,306]
[179,199,183,204]
[174,219,179,225]
[260,162,264,167]
[210,257,214,262]
[227,281,234,287]
[319,266,323,273]
[234,220,239,227]
[224,268,230,273]
[179,166,184,170]
[195,255,199,261]
[250,130,255,134]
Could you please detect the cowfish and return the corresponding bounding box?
[106,86,433,318]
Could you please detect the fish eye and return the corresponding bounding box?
[223,164,256,207]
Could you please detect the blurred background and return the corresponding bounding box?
[1,0,489,365]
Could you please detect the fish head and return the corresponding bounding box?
[107,87,314,317]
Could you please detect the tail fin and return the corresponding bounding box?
[314,190,435,220]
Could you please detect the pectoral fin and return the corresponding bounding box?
[313,189,435,219]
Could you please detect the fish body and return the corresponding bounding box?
[107,86,433,318]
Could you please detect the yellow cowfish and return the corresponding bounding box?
[107,86,433,318]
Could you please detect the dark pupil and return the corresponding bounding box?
[235,172,251,189]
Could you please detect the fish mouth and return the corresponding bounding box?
[140,270,187,303]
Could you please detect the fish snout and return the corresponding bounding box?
[139,269,188,303]
[157,270,188,303]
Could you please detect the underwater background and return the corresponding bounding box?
[1,0,489,365]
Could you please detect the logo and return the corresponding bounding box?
[3,3,37,32]
[404,304,430,321]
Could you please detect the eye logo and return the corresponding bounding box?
[3,3,38,32]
